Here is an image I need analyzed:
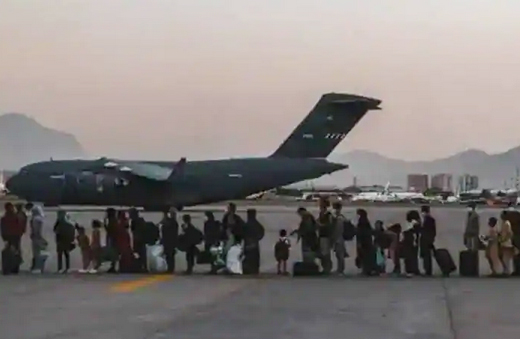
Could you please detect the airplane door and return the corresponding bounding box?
[62,173,79,202]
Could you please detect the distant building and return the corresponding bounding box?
[431,173,453,192]
[407,174,429,192]
[458,174,479,192]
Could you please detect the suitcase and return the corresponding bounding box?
[459,250,479,277]
[2,247,21,275]
[434,248,456,276]
[292,261,320,277]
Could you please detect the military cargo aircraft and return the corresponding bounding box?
[6,93,381,211]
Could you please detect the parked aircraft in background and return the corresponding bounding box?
[6,93,382,211]
[351,182,426,203]
[0,171,6,195]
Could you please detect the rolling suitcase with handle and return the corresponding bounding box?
[459,250,479,277]
[2,246,21,275]
[433,247,456,277]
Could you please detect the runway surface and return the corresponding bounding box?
[1,205,520,339]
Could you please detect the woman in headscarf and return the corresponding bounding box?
[355,209,375,276]
[402,210,421,277]
[30,205,48,274]
[116,210,134,273]
[53,210,75,273]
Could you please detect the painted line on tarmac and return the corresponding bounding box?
[110,275,172,293]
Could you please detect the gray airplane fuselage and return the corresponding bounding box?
[6,92,382,210]
[6,157,346,210]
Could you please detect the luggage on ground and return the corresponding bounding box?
[433,248,456,276]
[302,249,316,263]
[1,246,21,275]
[100,246,118,263]
[226,244,243,274]
[197,250,213,264]
[209,243,226,269]
[146,244,167,273]
[33,250,50,272]
[292,261,320,276]
[459,250,479,277]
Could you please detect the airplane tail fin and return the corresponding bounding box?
[270,93,381,159]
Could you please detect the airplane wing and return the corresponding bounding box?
[89,158,177,182]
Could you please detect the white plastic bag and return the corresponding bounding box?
[154,256,168,273]
[146,244,166,273]
[226,244,243,275]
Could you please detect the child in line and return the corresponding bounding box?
[76,226,91,273]
[275,229,291,275]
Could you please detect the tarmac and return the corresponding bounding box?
[1,205,520,339]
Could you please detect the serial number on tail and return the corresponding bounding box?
[324,133,346,139]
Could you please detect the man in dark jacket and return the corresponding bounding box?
[180,214,203,274]
[420,205,436,276]
[243,209,265,275]
[294,207,319,262]
[222,203,245,239]
[129,208,147,273]
[316,198,333,274]
[161,208,179,273]
[203,211,221,251]
[54,210,76,273]
[203,211,222,274]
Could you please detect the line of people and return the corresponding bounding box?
[292,199,520,277]
[1,202,266,275]
[466,203,520,277]
[4,199,520,277]
[290,200,439,277]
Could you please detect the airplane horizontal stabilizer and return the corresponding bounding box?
[270,93,381,159]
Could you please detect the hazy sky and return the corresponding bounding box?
[1,0,519,161]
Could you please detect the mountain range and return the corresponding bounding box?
[0,113,86,170]
[0,112,518,189]
[326,148,520,189]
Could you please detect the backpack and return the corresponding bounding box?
[145,222,160,245]
[342,218,356,241]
